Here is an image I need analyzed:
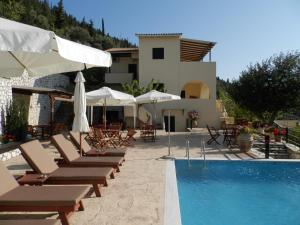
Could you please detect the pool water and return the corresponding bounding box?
[175,160,300,225]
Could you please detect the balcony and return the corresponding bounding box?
[105,73,133,84]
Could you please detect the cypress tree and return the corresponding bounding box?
[54,0,65,29]
[101,18,105,36]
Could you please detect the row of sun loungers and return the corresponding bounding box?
[0,131,131,225]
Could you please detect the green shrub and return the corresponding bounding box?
[4,100,28,141]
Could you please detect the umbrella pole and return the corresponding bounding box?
[168,110,171,155]
[104,98,107,129]
[91,106,93,125]
[153,102,157,139]
[80,132,83,156]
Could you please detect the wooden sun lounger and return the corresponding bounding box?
[19,140,115,197]
[69,131,126,157]
[0,162,89,225]
[0,219,60,225]
[51,134,124,172]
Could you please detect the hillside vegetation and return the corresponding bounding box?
[0,0,135,50]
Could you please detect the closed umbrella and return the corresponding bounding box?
[72,72,89,156]
[136,90,180,156]
[86,87,136,128]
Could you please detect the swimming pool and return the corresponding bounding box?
[175,160,300,225]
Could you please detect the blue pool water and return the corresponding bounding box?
[175,160,300,225]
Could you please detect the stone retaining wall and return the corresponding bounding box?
[0,71,70,134]
[0,148,21,161]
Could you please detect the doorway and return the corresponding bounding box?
[164,116,175,132]
[128,64,138,80]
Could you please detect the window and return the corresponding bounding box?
[152,48,164,59]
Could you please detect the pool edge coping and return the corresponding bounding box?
[164,160,182,225]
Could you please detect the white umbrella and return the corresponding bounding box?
[72,72,89,156]
[86,87,136,128]
[136,90,180,156]
[0,17,112,77]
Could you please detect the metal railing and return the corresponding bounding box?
[284,128,300,147]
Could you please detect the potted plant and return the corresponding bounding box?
[188,110,199,128]
[237,126,253,152]
[273,127,286,142]
[4,101,28,142]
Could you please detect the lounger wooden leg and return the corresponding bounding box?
[93,183,101,197]
[78,200,84,211]
[59,212,70,225]
[110,171,115,179]
[116,166,120,172]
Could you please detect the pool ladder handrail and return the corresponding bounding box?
[185,133,191,166]
[201,137,206,168]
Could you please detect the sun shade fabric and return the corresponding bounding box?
[86,86,136,106]
[136,90,181,104]
[0,17,112,78]
[72,72,90,133]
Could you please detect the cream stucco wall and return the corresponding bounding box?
[144,99,219,131]
[138,36,219,130]
[138,36,181,94]
[110,57,138,73]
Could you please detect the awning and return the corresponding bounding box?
[180,38,216,62]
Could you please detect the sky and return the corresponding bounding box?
[50,0,300,80]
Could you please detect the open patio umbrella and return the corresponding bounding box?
[72,72,90,156]
[86,87,136,128]
[136,90,181,156]
[0,17,112,78]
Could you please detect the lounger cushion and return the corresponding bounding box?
[69,131,91,154]
[71,156,124,166]
[0,186,89,207]
[0,163,19,196]
[48,167,113,181]
[52,134,81,162]
[0,219,60,225]
[20,140,59,174]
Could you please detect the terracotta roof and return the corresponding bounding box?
[135,33,182,37]
[106,48,138,53]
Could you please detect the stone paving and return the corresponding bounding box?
[0,129,262,225]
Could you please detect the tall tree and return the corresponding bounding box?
[54,0,65,29]
[101,18,105,36]
[229,52,300,122]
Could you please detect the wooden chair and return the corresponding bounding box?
[140,123,155,142]
[223,125,236,147]
[119,128,137,147]
[69,131,126,157]
[206,125,221,145]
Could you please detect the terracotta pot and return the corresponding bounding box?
[274,135,282,142]
[237,133,253,152]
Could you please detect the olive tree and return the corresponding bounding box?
[229,52,300,122]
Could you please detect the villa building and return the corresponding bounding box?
[105,33,225,131]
